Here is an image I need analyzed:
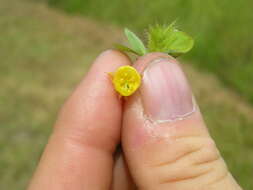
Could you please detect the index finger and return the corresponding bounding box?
[28,50,131,190]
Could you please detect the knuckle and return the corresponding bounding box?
[150,135,229,188]
[152,136,219,168]
[192,137,220,165]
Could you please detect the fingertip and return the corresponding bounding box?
[57,49,132,145]
[60,49,131,115]
[94,49,132,71]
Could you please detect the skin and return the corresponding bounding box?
[28,50,242,190]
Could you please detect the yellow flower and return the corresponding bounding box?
[110,65,141,97]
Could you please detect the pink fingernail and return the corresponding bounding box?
[141,59,195,122]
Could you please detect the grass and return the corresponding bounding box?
[0,0,253,189]
[47,0,253,105]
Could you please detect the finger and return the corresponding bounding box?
[122,53,242,190]
[28,50,131,190]
[111,153,136,190]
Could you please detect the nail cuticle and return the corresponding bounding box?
[142,95,196,124]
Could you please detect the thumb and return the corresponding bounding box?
[122,53,242,190]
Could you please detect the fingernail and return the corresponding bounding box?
[141,58,195,122]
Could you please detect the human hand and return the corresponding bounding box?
[28,50,242,190]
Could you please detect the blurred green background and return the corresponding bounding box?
[49,0,253,104]
[0,0,252,189]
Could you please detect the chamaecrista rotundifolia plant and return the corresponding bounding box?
[110,22,194,97]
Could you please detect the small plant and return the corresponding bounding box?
[111,22,194,97]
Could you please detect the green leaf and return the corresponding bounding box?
[114,43,140,56]
[124,28,147,56]
[147,23,194,57]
